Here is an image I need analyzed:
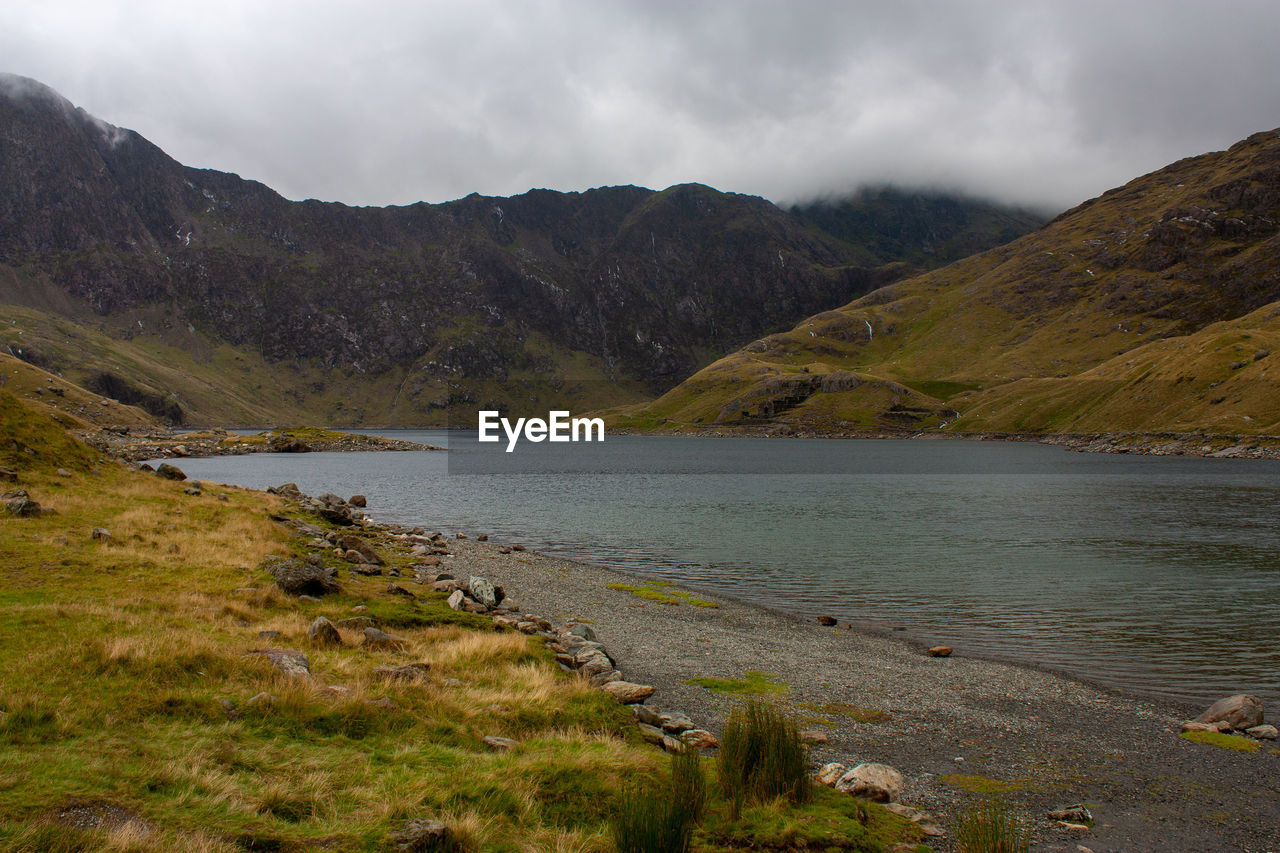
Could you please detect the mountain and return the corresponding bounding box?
[790,186,1047,270]
[0,74,1039,425]
[614,129,1280,438]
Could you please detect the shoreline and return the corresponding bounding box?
[520,546,1209,718]
[607,425,1280,460]
[100,422,1280,462]
[399,530,1278,852]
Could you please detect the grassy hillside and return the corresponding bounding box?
[614,129,1280,438]
[0,400,920,851]
[0,304,643,427]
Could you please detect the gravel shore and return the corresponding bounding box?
[438,536,1279,853]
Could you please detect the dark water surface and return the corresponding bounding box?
[169,433,1280,709]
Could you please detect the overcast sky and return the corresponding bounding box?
[3,0,1279,213]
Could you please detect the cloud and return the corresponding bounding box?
[2,0,1279,211]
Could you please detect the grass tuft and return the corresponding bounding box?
[952,797,1032,853]
[611,749,706,853]
[717,701,810,819]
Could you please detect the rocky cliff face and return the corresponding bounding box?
[0,74,1039,423]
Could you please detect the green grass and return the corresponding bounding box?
[685,671,788,696]
[607,581,719,608]
[942,774,1027,794]
[1180,730,1262,753]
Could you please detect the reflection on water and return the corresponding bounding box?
[169,434,1280,708]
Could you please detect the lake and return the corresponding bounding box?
[167,432,1280,709]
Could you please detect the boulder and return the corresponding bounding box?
[482,735,519,752]
[389,818,453,852]
[91,527,111,541]
[433,579,461,593]
[637,723,665,745]
[0,466,17,482]
[883,804,945,837]
[348,494,367,507]
[350,563,383,576]
[835,763,903,803]
[1246,724,1278,740]
[468,575,500,608]
[1181,720,1232,734]
[363,627,407,651]
[374,664,431,682]
[927,646,953,657]
[250,649,311,679]
[1194,694,1264,730]
[602,681,655,704]
[385,584,415,598]
[155,462,187,481]
[579,657,616,679]
[817,615,838,626]
[633,705,664,726]
[800,729,829,745]
[339,535,383,565]
[588,669,622,687]
[447,589,466,611]
[2,490,40,517]
[661,713,695,734]
[318,505,354,525]
[263,558,341,596]
[568,623,597,642]
[680,729,719,749]
[816,762,847,786]
[307,617,342,647]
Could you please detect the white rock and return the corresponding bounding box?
[835,762,903,803]
[816,762,847,786]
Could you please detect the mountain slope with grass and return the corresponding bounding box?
[614,129,1280,439]
[0,73,1038,426]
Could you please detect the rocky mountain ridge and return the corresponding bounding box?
[0,74,1040,425]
